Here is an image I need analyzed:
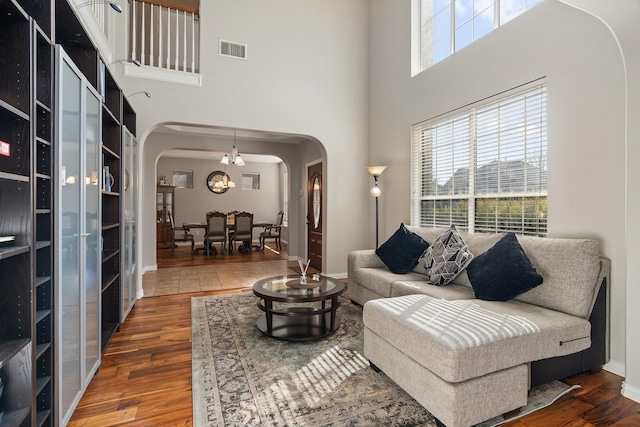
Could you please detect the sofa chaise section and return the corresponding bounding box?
[349,227,611,427]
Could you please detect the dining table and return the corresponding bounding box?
[181,221,274,254]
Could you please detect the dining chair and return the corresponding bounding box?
[205,211,227,255]
[231,211,253,253]
[259,211,284,250]
[168,211,195,254]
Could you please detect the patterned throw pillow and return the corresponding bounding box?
[420,225,473,286]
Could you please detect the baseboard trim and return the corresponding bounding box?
[622,381,640,403]
[604,360,625,377]
[142,264,158,274]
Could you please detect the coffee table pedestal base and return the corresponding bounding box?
[256,310,341,342]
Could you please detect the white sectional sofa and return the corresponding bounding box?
[348,226,610,427]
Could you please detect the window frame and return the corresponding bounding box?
[416,0,543,73]
[411,81,548,236]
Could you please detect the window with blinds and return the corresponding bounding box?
[411,84,547,236]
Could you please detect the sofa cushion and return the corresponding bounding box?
[391,280,476,300]
[420,225,473,285]
[363,294,591,383]
[467,233,543,301]
[513,236,601,318]
[376,223,429,274]
[355,267,426,298]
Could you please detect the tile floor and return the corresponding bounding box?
[142,260,295,296]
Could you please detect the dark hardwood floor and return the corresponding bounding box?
[156,241,289,268]
[68,247,640,426]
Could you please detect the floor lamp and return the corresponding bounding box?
[366,166,387,249]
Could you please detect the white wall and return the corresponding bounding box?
[109,0,370,276]
[560,0,640,404]
[368,0,628,373]
[157,156,282,244]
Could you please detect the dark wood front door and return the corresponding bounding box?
[307,163,322,271]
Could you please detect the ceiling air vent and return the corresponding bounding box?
[220,39,247,60]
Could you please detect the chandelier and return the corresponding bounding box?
[221,130,245,166]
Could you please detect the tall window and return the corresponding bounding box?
[411,84,547,236]
[420,0,543,71]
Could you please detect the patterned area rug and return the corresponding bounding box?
[192,293,578,427]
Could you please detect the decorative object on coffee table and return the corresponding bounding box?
[298,259,310,284]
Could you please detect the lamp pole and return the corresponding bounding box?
[374,175,380,249]
[366,166,387,249]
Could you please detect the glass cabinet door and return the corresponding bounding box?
[165,192,173,223]
[156,192,163,223]
[56,47,102,426]
[59,58,82,421]
[122,129,137,320]
[84,86,101,381]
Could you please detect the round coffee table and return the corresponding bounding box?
[252,275,346,341]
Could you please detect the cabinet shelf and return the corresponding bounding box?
[35,309,50,324]
[0,170,29,182]
[102,223,119,231]
[35,241,50,250]
[35,136,51,146]
[101,190,120,196]
[0,98,30,121]
[0,245,30,260]
[102,103,118,125]
[102,144,119,159]
[35,208,51,215]
[36,409,51,427]
[0,338,30,369]
[101,249,119,263]
[1,407,31,427]
[35,342,50,359]
[35,276,51,288]
[35,376,51,395]
[102,272,119,292]
[35,100,50,113]
[35,172,51,180]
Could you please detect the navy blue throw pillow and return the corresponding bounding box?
[376,223,429,274]
[467,232,543,301]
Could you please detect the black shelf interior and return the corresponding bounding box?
[102,106,121,157]
[35,27,52,107]
[102,64,122,121]
[17,0,52,39]
[0,107,31,178]
[123,96,136,135]
[0,3,30,115]
[55,0,99,90]
[0,179,30,246]
[0,252,31,345]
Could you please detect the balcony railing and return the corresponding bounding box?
[129,0,200,73]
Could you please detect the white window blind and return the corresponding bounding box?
[412,84,547,236]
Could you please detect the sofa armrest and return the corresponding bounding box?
[348,250,386,282]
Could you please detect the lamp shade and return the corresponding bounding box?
[366,166,388,177]
[370,186,382,197]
